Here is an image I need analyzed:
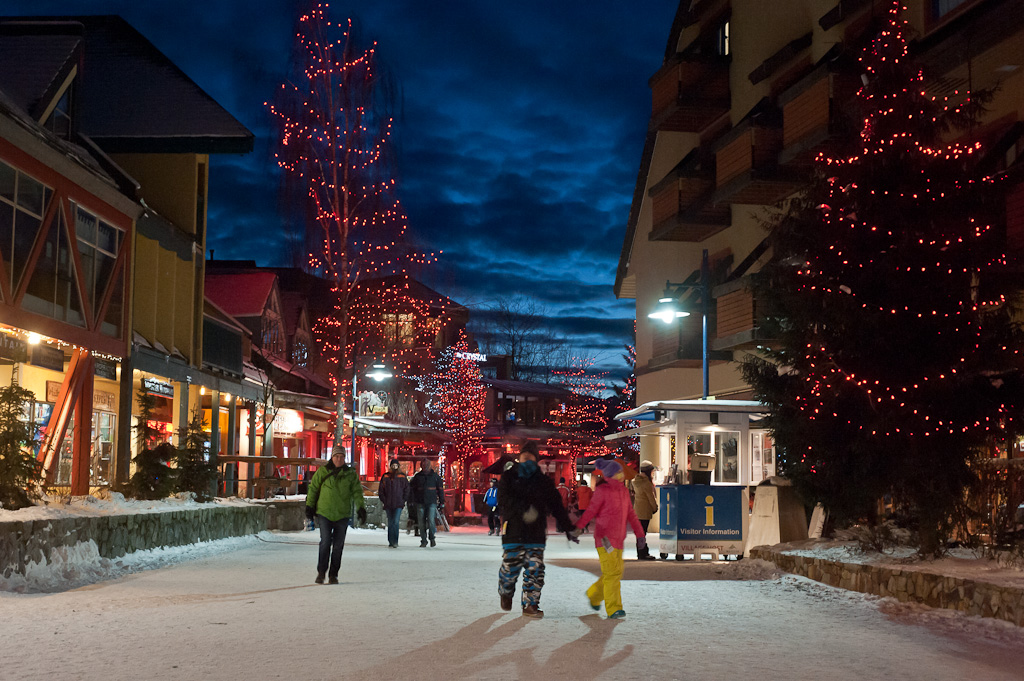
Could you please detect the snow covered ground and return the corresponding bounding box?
[3,526,1024,680]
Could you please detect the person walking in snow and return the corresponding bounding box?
[496,441,575,619]
[575,475,593,533]
[572,458,646,619]
[305,448,367,584]
[483,477,500,535]
[378,459,409,548]
[556,477,571,510]
[410,458,444,547]
[630,460,659,561]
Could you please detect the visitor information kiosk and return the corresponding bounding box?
[607,399,766,560]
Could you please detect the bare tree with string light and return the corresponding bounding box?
[269,4,441,458]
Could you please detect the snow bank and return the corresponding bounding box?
[0,533,263,594]
[0,492,256,522]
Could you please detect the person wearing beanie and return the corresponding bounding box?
[378,459,410,548]
[572,458,646,619]
[496,441,575,619]
[305,448,367,584]
[630,461,659,560]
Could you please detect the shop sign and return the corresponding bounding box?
[275,408,304,436]
[46,381,116,411]
[0,334,28,363]
[455,351,487,362]
[142,378,175,398]
[31,344,65,371]
[95,358,117,380]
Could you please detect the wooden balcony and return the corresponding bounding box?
[648,151,730,242]
[649,55,731,133]
[711,277,773,351]
[778,70,857,167]
[712,116,802,205]
[650,314,734,368]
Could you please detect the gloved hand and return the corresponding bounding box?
[305,518,316,531]
[566,531,580,544]
[356,506,367,525]
[637,535,647,551]
[305,505,315,521]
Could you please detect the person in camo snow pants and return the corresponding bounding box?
[496,441,575,619]
[572,458,646,619]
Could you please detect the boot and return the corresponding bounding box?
[638,545,657,561]
[500,593,513,611]
[315,573,325,585]
[522,605,544,619]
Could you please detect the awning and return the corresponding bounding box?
[603,421,673,441]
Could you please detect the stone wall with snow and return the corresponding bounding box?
[751,546,1024,627]
[1,505,266,580]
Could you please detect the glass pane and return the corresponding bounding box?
[75,205,96,243]
[715,431,739,483]
[22,213,58,317]
[687,432,711,456]
[101,267,124,337]
[12,209,40,291]
[78,240,96,310]
[97,220,117,253]
[55,219,84,326]
[0,162,14,202]
[17,174,45,216]
[0,203,13,289]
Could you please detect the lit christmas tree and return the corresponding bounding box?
[612,323,640,455]
[547,357,611,484]
[269,5,442,454]
[417,332,488,497]
[743,1,1024,555]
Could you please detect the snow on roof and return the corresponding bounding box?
[204,272,277,318]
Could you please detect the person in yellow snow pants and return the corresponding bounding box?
[587,546,625,616]
[572,459,646,620]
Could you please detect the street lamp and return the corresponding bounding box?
[647,248,711,399]
[351,362,393,463]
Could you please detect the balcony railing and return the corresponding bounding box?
[649,55,731,133]
[711,276,773,350]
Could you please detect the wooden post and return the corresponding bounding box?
[71,354,95,496]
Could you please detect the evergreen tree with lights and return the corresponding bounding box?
[612,324,640,455]
[173,409,218,502]
[418,332,488,501]
[270,4,439,456]
[547,357,611,483]
[0,367,40,510]
[743,1,1024,555]
[128,391,174,500]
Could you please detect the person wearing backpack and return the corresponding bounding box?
[305,448,367,584]
[483,477,500,535]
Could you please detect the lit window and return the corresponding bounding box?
[717,21,730,56]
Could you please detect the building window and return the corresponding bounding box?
[73,203,122,323]
[262,315,285,356]
[716,21,730,56]
[933,0,971,18]
[383,313,415,347]
[44,87,73,140]
[293,335,309,367]
[0,160,52,295]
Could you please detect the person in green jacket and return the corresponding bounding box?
[305,449,367,584]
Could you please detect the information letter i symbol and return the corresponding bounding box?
[704,495,715,527]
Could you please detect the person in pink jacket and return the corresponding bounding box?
[572,458,647,619]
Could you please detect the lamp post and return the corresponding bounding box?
[350,362,393,464]
[647,248,711,399]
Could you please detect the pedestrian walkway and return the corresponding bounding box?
[2,527,1024,681]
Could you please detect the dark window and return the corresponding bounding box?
[933,0,970,18]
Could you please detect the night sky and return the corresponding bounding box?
[7,1,677,381]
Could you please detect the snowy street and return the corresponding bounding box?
[4,527,1024,681]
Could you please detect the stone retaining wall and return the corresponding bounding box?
[750,546,1024,627]
[0,505,266,579]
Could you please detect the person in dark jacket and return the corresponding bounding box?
[409,458,444,547]
[305,448,367,584]
[496,441,574,619]
[378,459,410,548]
